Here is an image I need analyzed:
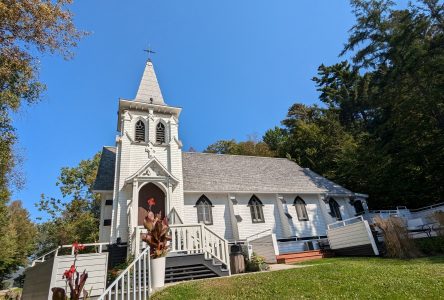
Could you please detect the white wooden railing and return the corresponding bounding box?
[327,216,364,230]
[30,242,109,267]
[134,224,231,275]
[98,246,151,300]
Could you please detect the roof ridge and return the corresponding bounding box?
[183,151,296,161]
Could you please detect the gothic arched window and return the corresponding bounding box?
[135,120,145,142]
[156,122,166,144]
[329,198,342,221]
[248,195,265,223]
[294,197,309,221]
[196,195,213,225]
[353,200,365,215]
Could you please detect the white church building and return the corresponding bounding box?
[92,58,369,268]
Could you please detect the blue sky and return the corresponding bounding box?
[13,0,357,219]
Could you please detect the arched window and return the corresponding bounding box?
[353,200,365,215]
[196,195,213,225]
[329,198,342,221]
[135,120,145,142]
[294,197,309,221]
[156,122,166,144]
[248,195,265,223]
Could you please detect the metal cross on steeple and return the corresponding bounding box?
[143,45,156,61]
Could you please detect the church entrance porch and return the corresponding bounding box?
[138,182,166,225]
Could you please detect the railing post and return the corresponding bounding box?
[135,226,140,255]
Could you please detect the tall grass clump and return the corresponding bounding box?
[373,216,421,259]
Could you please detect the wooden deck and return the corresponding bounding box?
[276,250,328,264]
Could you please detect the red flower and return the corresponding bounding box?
[147,197,156,207]
[72,241,85,252]
[63,265,76,280]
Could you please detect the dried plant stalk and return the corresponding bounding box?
[432,211,444,236]
[373,216,421,259]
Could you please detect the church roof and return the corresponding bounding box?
[93,146,117,191]
[134,60,164,104]
[92,147,353,195]
[182,152,353,195]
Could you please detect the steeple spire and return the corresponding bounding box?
[134,60,165,105]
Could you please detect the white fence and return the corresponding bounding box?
[23,243,109,300]
[246,230,279,263]
[98,246,151,300]
[327,216,379,256]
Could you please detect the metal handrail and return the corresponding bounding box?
[245,229,272,241]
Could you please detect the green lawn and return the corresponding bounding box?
[152,257,444,300]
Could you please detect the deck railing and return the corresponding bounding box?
[30,242,109,267]
[98,246,151,300]
[134,223,231,275]
[327,216,364,230]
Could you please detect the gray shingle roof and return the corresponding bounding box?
[182,152,352,195]
[93,146,116,191]
[92,148,353,195]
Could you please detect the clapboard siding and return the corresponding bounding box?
[236,194,278,240]
[183,193,234,240]
[283,194,327,237]
[327,221,378,255]
[51,253,108,298]
[22,258,54,300]
[248,234,277,263]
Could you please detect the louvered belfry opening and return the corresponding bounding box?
[135,120,145,142]
[156,122,166,144]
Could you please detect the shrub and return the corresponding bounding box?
[245,253,269,272]
[373,216,421,259]
[415,236,444,255]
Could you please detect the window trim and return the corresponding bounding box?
[195,195,213,225]
[293,196,309,221]
[134,119,146,142]
[155,121,166,144]
[248,195,265,223]
[329,198,342,221]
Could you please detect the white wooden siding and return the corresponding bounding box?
[183,193,234,240]
[22,253,108,300]
[51,253,108,298]
[284,194,327,238]
[248,234,278,263]
[236,194,278,240]
[327,220,378,255]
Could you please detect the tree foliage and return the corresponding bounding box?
[0,0,85,281]
[0,201,37,288]
[207,0,444,209]
[204,138,275,157]
[36,152,101,255]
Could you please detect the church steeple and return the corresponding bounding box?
[135,60,165,105]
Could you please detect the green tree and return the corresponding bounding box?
[0,0,85,276]
[36,152,101,255]
[0,201,37,287]
[204,138,275,157]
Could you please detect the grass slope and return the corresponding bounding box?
[152,257,444,300]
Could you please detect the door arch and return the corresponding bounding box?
[138,182,166,225]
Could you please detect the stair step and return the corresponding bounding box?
[165,272,218,283]
[166,265,208,272]
[165,268,216,278]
